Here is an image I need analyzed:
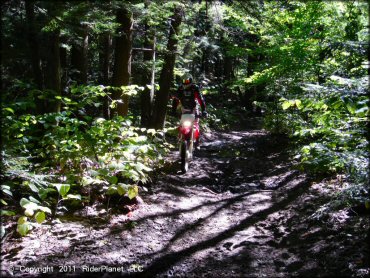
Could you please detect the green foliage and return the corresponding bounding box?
[0,181,16,238]
[256,76,368,207]
[1,83,168,236]
[203,104,242,131]
[17,216,32,237]
[248,1,369,210]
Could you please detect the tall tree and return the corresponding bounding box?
[150,6,183,129]
[99,32,112,119]
[44,30,62,113]
[140,1,156,127]
[71,23,89,84]
[25,0,45,114]
[112,6,133,117]
[43,2,64,113]
[244,32,262,112]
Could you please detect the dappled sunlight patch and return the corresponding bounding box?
[245,193,273,213]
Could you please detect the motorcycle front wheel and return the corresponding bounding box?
[180,141,189,173]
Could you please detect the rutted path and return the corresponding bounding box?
[1,118,369,277]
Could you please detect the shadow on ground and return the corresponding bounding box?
[1,117,369,278]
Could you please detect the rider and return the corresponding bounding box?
[171,77,207,147]
[171,77,207,117]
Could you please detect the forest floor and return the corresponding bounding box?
[1,116,369,278]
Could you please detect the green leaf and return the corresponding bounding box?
[29,196,41,204]
[128,185,139,200]
[1,185,13,196]
[355,106,368,116]
[295,99,302,109]
[53,184,70,197]
[35,211,46,224]
[25,208,35,217]
[117,183,129,196]
[17,223,30,236]
[38,188,56,200]
[106,185,117,195]
[20,198,39,211]
[17,216,28,224]
[37,206,52,214]
[125,169,140,181]
[134,162,152,172]
[346,100,356,114]
[65,194,81,200]
[82,176,100,186]
[3,107,14,114]
[108,176,118,185]
[0,210,15,216]
[282,100,292,110]
[28,183,39,193]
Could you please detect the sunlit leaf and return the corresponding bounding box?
[24,208,34,217]
[282,101,292,110]
[128,185,138,200]
[35,211,46,224]
[106,185,118,195]
[1,226,5,238]
[117,183,129,196]
[20,198,38,211]
[38,206,52,214]
[53,184,70,197]
[17,223,30,236]
[65,194,81,200]
[17,216,28,225]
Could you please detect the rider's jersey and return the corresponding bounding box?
[171,83,206,113]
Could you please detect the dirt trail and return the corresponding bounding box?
[1,117,369,277]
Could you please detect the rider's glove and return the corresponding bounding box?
[202,111,208,118]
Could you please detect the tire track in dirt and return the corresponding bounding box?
[127,119,311,277]
[2,117,368,278]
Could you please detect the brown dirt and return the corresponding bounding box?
[1,117,369,277]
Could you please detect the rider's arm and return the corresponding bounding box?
[194,88,206,112]
[171,87,181,114]
[171,98,180,114]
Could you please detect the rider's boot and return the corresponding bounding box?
[195,137,201,151]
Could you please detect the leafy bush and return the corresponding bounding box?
[261,77,369,208]
[1,86,169,237]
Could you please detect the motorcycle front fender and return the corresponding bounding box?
[179,126,192,140]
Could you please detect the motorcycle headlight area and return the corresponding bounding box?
[182,120,192,128]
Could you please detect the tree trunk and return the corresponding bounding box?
[150,7,182,129]
[215,56,223,81]
[45,30,61,113]
[99,33,112,119]
[223,56,234,82]
[60,35,68,98]
[140,11,156,127]
[71,24,89,84]
[244,33,262,114]
[112,7,133,117]
[25,0,45,114]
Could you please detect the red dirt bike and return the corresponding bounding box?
[178,111,201,173]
